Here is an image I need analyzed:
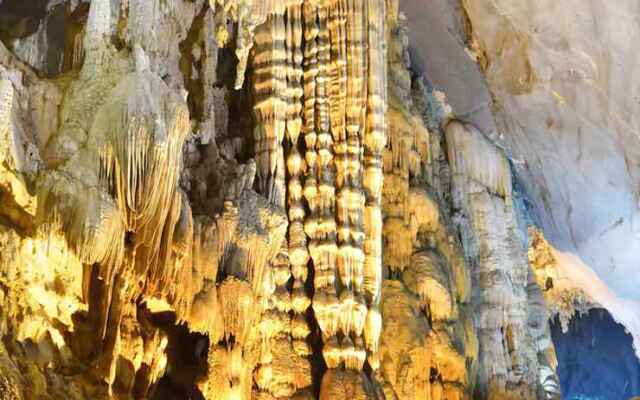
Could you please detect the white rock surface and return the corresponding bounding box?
[403,0,640,356]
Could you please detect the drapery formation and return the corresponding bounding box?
[250,2,387,390]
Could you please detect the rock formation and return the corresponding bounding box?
[2,1,635,399]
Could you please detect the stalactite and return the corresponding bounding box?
[445,120,512,200]
[252,9,289,397]
[293,0,387,378]
[36,176,125,270]
[209,0,262,89]
[0,72,17,180]
[403,251,454,321]
[233,1,260,90]
[314,2,342,369]
[329,1,351,313]
[219,276,256,346]
[330,1,363,364]
[362,0,387,369]
[251,3,316,397]
[96,73,190,283]
[304,0,338,352]
[253,11,287,205]
[285,1,312,359]
[128,0,155,50]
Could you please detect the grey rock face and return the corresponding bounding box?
[403,0,640,359]
[446,120,558,399]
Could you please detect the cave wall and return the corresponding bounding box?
[1,0,632,399]
[401,0,640,357]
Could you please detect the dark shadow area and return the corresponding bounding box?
[149,312,208,400]
[0,0,48,41]
[551,308,640,400]
[303,256,327,398]
[0,0,89,76]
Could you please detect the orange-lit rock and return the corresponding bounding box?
[0,1,573,399]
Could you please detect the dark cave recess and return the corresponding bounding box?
[551,308,640,400]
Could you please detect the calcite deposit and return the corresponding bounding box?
[1,0,635,399]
